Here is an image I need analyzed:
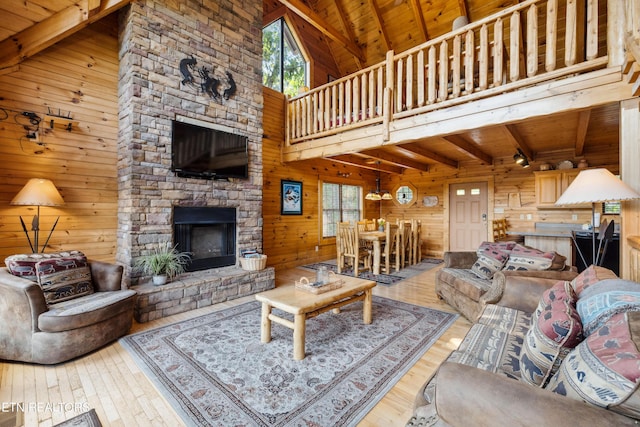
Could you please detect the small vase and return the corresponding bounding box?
[378,225,384,232]
[152,275,168,286]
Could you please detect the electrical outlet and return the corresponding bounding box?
[315,245,319,252]
[572,214,578,221]
[520,214,525,219]
[526,214,533,220]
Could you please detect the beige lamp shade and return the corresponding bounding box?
[11,178,65,207]
[555,168,640,205]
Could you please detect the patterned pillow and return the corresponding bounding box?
[503,244,554,271]
[576,279,640,336]
[533,280,577,322]
[521,298,583,387]
[547,313,640,417]
[5,251,86,282]
[570,265,619,296]
[471,244,510,280]
[35,256,94,305]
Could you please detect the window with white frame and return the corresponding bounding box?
[322,183,362,238]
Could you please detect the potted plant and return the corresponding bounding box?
[135,243,192,285]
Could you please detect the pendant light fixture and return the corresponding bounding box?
[365,162,392,200]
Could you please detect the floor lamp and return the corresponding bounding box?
[11,178,65,253]
[555,168,640,267]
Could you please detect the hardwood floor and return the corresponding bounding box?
[0,265,472,427]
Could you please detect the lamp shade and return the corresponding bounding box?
[11,178,65,207]
[555,168,640,205]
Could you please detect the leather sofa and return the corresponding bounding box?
[407,266,640,426]
[0,253,136,364]
[436,247,576,321]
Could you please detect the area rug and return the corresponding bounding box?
[53,409,101,427]
[303,257,443,286]
[120,296,457,427]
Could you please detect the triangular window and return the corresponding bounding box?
[263,18,308,97]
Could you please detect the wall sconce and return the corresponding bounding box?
[513,149,530,168]
[11,178,65,253]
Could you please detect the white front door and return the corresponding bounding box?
[449,182,488,251]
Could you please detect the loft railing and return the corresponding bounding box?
[285,0,611,146]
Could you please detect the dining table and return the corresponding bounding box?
[359,230,386,275]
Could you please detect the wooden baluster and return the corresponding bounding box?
[396,57,404,112]
[338,81,344,126]
[452,35,461,97]
[417,49,425,107]
[565,0,578,66]
[377,65,384,117]
[324,87,330,131]
[527,4,538,77]
[546,0,558,72]
[494,17,504,87]
[438,40,449,101]
[361,72,367,120]
[345,79,352,125]
[353,75,360,122]
[314,91,320,134]
[428,45,437,103]
[406,54,414,110]
[510,10,521,82]
[479,24,488,90]
[585,0,598,60]
[464,29,475,93]
[368,69,375,118]
[331,85,337,129]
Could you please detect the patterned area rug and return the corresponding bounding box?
[303,257,443,286]
[120,297,457,427]
[53,409,101,427]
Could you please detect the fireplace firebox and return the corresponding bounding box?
[173,206,236,271]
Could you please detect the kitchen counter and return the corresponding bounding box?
[508,223,583,266]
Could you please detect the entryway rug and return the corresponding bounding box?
[302,257,443,286]
[53,409,101,427]
[120,296,457,427]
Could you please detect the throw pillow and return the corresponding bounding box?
[533,280,577,322]
[5,251,86,282]
[471,244,510,280]
[35,256,94,305]
[570,264,619,296]
[576,279,640,336]
[547,312,640,417]
[521,298,583,387]
[503,244,554,271]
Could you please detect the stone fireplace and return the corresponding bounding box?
[115,0,274,321]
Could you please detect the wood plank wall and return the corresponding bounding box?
[0,17,119,262]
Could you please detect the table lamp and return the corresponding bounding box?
[555,168,640,267]
[11,178,65,253]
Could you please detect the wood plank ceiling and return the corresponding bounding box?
[0,0,621,174]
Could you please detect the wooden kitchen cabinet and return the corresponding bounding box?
[534,169,587,208]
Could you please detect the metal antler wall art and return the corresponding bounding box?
[179,56,236,102]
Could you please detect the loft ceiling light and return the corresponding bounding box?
[365,163,392,201]
[11,178,65,253]
[513,148,530,168]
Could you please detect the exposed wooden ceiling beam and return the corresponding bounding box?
[333,0,363,69]
[575,109,591,156]
[367,0,391,51]
[357,148,429,171]
[441,135,493,165]
[329,154,404,174]
[397,143,459,169]
[502,124,534,160]
[409,0,428,43]
[263,4,287,26]
[0,0,131,70]
[278,0,365,63]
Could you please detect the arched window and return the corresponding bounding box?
[263,18,308,97]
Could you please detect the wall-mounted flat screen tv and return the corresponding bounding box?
[171,119,249,179]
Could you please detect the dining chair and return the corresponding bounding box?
[411,219,422,264]
[381,223,400,273]
[398,220,413,267]
[337,222,371,276]
[357,220,374,252]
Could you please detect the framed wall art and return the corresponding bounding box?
[281,180,302,215]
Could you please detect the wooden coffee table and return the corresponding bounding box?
[255,276,376,360]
